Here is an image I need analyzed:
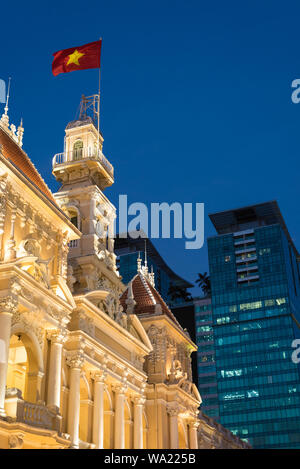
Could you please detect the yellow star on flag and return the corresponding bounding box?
[67,49,85,66]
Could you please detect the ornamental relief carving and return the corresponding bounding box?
[9,277,69,327]
[1,182,70,280]
[66,351,85,370]
[98,294,128,330]
[47,329,67,344]
[8,433,24,449]
[45,305,69,326]
[95,275,128,328]
[5,185,57,242]
[147,325,168,365]
[166,404,181,417]
[0,295,18,314]
[97,274,116,294]
[71,309,95,337]
[11,309,45,350]
[146,324,194,392]
[131,352,145,371]
[0,172,8,235]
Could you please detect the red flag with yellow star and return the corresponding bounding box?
[52,40,102,76]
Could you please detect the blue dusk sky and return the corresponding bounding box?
[1,0,300,296]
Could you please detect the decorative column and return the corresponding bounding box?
[60,236,69,280]
[0,295,18,417]
[113,384,127,449]
[0,171,8,260]
[92,369,106,449]
[4,209,16,262]
[189,420,199,449]
[47,330,66,412]
[133,396,145,449]
[67,352,84,448]
[167,405,180,449]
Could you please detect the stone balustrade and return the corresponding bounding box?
[5,389,61,433]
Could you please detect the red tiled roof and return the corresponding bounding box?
[120,273,182,327]
[0,127,57,204]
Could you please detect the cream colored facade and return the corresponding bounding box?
[0,97,248,449]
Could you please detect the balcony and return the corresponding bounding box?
[235,246,256,255]
[237,274,259,283]
[236,265,258,273]
[68,239,79,248]
[52,148,114,179]
[236,255,257,264]
[234,238,255,246]
[5,388,62,433]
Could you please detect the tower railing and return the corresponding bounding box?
[52,147,114,178]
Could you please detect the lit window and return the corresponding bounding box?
[247,390,259,398]
[239,301,262,311]
[73,140,83,160]
[265,299,275,307]
[276,297,286,305]
[259,248,271,255]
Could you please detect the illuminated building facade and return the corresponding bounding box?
[208,202,300,448]
[0,94,249,450]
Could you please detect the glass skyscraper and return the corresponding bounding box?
[194,297,219,419]
[207,201,300,448]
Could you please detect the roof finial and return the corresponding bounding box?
[149,264,155,288]
[137,251,142,273]
[137,239,155,287]
[17,118,24,147]
[1,77,11,128]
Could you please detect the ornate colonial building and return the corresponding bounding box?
[0,95,249,449]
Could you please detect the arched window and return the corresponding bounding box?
[70,213,78,229]
[67,208,79,230]
[73,140,83,160]
[6,333,40,403]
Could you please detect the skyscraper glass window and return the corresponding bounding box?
[207,201,300,448]
[194,297,219,419]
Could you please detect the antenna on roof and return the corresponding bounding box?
[79,94,99,124]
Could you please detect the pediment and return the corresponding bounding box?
[50,275,76,308]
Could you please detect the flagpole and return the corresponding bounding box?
[97,37,102,156]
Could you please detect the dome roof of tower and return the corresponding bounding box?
[66,116,95,130]
[120,272,183,328]
[65,116,103,137]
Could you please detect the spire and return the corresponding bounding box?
[1,77,11,128]
[137,240,155,288]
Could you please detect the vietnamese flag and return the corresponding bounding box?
[52,40,102,76]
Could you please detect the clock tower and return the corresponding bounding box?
[52,95,124,315]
